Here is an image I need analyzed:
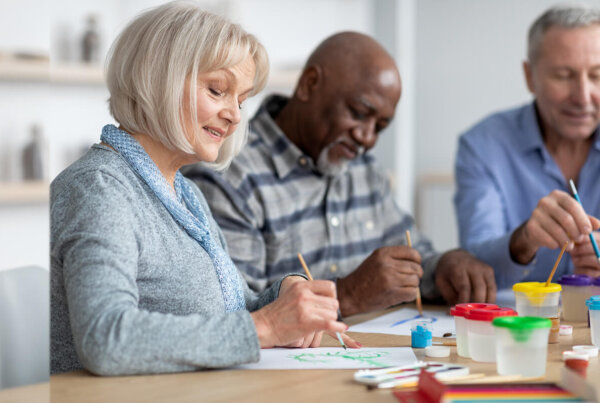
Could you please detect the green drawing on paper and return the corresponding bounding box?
[288,351,389,367]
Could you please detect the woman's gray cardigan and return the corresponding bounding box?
[51,144,294,375]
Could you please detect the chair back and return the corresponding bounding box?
[0,266,49,389]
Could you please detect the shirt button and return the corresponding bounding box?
[330,264,338,273]
[365,220,374,230]
[298,157,307,166]
[330,216,340,227]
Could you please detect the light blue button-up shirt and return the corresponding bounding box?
[454,102,600,290]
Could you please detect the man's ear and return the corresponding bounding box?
[523,60,535,94]
[295,65,322,102]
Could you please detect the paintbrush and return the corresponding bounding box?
[569,179,600,263]
[405,230,422,316]
[297,253,347,350]
[546,240,569,287]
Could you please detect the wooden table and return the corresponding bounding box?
[2,305,598,402]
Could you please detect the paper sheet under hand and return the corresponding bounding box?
[348,308,455,338]
[235,347,417,370]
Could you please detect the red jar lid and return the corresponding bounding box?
[464,306,516,321]
[449,303,499,317]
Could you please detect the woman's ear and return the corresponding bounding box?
[295,65,322,102]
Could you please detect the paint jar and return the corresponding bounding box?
[592,277,600,297]
[512,282,562,343]
[572,345,599,358]
[450,303,498,358]
[411,318,433,348]
[565,358,589,378]
[465,307,516,363]
[559,274,592,322]
[492,316,551,376]
[586,296,600,347]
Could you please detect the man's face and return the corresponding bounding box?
[307,66,401,173]
[525,25,600,142]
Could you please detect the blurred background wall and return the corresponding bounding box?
[1,0,599,272]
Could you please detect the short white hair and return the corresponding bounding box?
[106,1,269,170]
[528,3,600,66]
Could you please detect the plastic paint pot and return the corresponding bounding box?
[513,282,562,343]
[587,296,600,347]
[465,306,516,363]
[558,274,592,322]
[411,318,433,348]
[449,302,498,358]
[492,316,551,377]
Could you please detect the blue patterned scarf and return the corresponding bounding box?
[100,124,245,312]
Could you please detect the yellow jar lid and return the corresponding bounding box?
[512,281,562,293]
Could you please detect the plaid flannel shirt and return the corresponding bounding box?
[183,95,442,298]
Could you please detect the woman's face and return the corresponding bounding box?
[182,55,256,163]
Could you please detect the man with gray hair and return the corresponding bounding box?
[455,4,600,290]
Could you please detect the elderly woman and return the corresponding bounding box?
[50,1,356,376]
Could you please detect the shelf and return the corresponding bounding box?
[51,64,104,84]
[0,56,299,88]
[0,57,299,88]
[0,58,49,82]
[0,58,104,85]
[0,181,49,204]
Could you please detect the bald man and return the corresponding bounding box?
[183,32,496,315]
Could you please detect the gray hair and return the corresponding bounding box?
[106,1,269,170]
[528,3,600,65]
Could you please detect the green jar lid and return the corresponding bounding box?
[493,316,551,343]
[493,316,552,329]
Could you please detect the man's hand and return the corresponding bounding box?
[336,246,423,317]
[571,231,600,277]
[435,249,496,305]
[510,190,599,264]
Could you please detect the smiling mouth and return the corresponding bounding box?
[336,141,358,159]
[204,127,224,138]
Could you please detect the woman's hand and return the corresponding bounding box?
[251,279,349,348]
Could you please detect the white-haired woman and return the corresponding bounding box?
[50,1,357,376]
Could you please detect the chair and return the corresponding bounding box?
[0,266,49,389]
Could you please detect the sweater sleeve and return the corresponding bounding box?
[53,170,262,376]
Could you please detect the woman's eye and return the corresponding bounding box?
[209,88,223,96]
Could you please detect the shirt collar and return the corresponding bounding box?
[517,101,600,153]
[515,102,546,153]
[251,95,313,179]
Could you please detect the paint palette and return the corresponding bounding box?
[354,361,469,389]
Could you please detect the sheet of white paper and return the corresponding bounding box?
[235,347,417,370]
[348,308,455,338]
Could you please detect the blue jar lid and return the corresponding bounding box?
[587,295,600,310]
[558,274,592,286]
